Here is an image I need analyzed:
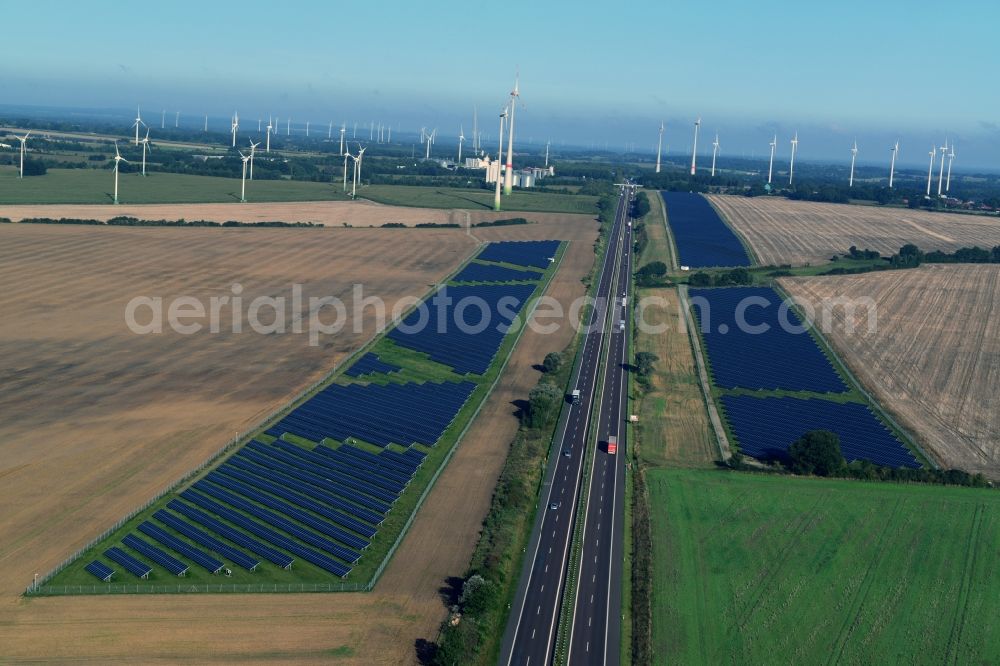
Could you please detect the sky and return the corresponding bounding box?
[3,0,999,168]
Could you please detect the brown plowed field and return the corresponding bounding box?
[781,265,1000,477]
[0,210,597,663]
[708,195,1000,266]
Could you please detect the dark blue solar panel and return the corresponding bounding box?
[344,352,402,378]
[476,240,560,268]
[452,262,543,283]
[388,284,536,375]
[166,499,293,569]
[153,509,260,571]
[85,560,114,582]
[691,286,848,393]
[720,394,920,468]
[138,521,224,573]
[662,192,751,268]
[122,534,189,576]
[104,547,152,578]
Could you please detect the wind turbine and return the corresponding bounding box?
[238,150,250,202]
[472,105,478,154]
[204,114,208,132]
[340,123,346,155]
[140,128,152,176]
[788,132,799,185]
[342,148,352,192]
[351,144,367,198]
[132,106,145,146]
[112,141,128,204]
[849,140,858,187]
[889,140,899,188]
[231,111,239,147]
[937,140,948,197]
[494,106,508,211]
[265,115,273,152]
[711,133,720,178]
[328,121,333,139]
[503,77,520,196]
[425,129,436,159]
[767,135,776,184]
[306,121,310,137]
[458,125,465,163]
[174,111,180,128]
[926,146,936,197]
[655,122,664,174]
[16,131,31,179]
[248,139,260,180]
[258,118,262,133]
[287,117,291,136]
[161,109,165,129]
[689,118,700,175]
[544,139,550,168]
[946,144,956,192]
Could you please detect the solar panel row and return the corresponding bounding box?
[691,287,848,394]
[720,394,920,469]
[104,546,152,578]
[389,284,536,375]
[153,509,260,571]
[661,192,751,268]
[85,560,114,582]
[138,521,224,573]
[167,499,294,569]
[343,352,402,378]
[476,240,560,269]
[452,262,543,284]
[122,534,189,576]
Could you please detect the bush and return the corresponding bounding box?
[542,352,562,373]
[788,430,846,477]
[688,271,712,287]
[524,383,563,428]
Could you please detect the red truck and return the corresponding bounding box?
[607,436,618,455]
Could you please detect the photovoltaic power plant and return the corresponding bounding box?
[343,353,401,378]
[476,240,561,269]
[691,287,848,393]
[388,284,536,374]
[267,379,477,446]
[720,394,920,468]
[661,192,751,267]
[452,262,543,284]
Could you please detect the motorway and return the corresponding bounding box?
[500,185,633,665]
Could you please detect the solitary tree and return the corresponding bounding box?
[634,351,659,377]
[788,430,846,476]
[542,352,562,373]
[525,383,563,428]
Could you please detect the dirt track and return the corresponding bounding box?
[782,265,1000,477]
[709,195,1000,266]
[0,210,597,663]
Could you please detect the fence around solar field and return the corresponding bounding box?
[27,240,568,596]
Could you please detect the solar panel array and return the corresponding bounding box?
[85,560,114,582]
[104,546,152,578]
[661,192,751,268]
[343,353,402,378]
[691,287,848,393]
[720,395,920,468]
[267,379,477,446]
[388,284,536,374]
[476,240,560,268]
[452,262,543,284]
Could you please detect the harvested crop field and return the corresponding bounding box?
[781,265,1000,477]
[0,212,598,663]
[708,194,1000,266]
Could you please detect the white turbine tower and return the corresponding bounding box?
[946,144,956,192]
[494,107,508,211]
[937,140,948,197]
[132,106,145,146]
[174,111,180,128]
[140,128,152,176]
[231,111,239,147]
[425,129,436,160]
[265,115,273,153]
[767,134,776,185]
[788,132,799,185]
[238,150,250,203]
[258,118,262,133]
[689,117,700,176]
[889,140,899,188]
[16,131,31,179]
[849,140,858,187]
[161,109,165,129]
[342,148,352,192]
[351,144,367,198]
[306,120,310,137]
[458,125,465,163]
[204,114,208,132]
[112,141,128,204]
[544,139,550,168]
[340,123,346,155]
[287,117,291,136]
[503,77,520,196]
[248,140,260,180]
[655,122,664,174]
[328,121,333,139]
[711,133,720,178]
[472,105,479,154]
[926,145,936,197]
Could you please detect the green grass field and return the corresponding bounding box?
[359,184,598,214]
[33,243,567,595]
[0,167,346,205]
[649,468,1000,664]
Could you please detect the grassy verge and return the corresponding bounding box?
[649,468,1000,664]
[359,184,598,214]
[32,242,566,595]
[0,168,347,205]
